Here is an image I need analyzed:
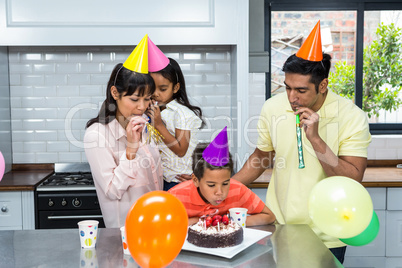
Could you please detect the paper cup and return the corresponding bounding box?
[229,208,248,228]
[122,254,136,268]
[79,248,98,267]
[120,226,131,255]
[78,220,99,248]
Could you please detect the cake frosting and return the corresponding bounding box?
[187,216,243,248]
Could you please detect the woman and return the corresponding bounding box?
[84,63,163,228]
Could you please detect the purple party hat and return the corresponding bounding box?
[202,126,229,166]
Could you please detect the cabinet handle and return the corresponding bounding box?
[47,215,103,220]
[1,206,7,213]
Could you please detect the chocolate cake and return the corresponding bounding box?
[187,218,243,248]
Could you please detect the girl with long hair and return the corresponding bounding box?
[148,58,204,191]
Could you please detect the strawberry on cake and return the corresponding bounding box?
[187,214,244,248]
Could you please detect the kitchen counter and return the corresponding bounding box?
[0,224,342,268]
[0,165,53,191]
[1,164,401,191]
[250,166,402,188]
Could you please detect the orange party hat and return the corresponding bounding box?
[123,34,149,73]
[296,21,323,62]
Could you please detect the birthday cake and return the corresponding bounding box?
[187,214,243,248]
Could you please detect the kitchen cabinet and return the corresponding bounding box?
[0,0,251,163]
[386,188,402,258]
[345,188,386,257]
[251,187,394,267]
[0,0,244,46]
[343,188,402,268]
[0,191,35,230]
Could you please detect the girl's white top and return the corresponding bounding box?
[160,99,202,182]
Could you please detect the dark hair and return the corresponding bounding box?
[282,53,332,92]
[86,63,155,128]
[192,142,233,180]
[153,58,205,127]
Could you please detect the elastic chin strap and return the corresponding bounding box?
[113,65,124,86]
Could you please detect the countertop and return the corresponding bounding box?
[0,163,401,191]
[0,169,53,191]
[0,224,342,268]
[250,166,402,188]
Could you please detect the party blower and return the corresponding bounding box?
[296,113,305,169]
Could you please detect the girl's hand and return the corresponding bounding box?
[146,102,164,129]
[175,174,192,182]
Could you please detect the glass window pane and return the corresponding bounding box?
[271,11,357,101]
[364,11,402,123]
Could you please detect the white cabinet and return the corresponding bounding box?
[345,188,386,258]
[0,0,245,46]
[0,191,35,230]
[386,258,402,268]
[342,257,386,268]
[0,191,22,229]
[386,188,402,258]
[344,188,402,267]
[386,211,402,257]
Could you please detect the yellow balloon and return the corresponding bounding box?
[308,176,373,239]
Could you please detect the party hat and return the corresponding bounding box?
[203,126,229,166]
[148,37,169,72]
[123,34,149,73]
[296,21,323,62]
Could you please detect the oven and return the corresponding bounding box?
[35,163,105,229]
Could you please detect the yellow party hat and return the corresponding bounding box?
[123,34,149,73]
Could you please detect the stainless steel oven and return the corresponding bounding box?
[35,163,105,229]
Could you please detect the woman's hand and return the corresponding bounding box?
[126,116,147,159]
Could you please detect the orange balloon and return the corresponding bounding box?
[125,191,188,268]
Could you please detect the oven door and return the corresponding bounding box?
[35,190,106,229]
[38,210,105,229]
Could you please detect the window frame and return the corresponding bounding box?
[265,0,402,135]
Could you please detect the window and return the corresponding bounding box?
[266,1,402,134]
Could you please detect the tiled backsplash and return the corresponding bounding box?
[9,46,233,163]
[368,135,402,160]
[8,46,402,163]
[247,74,402,161]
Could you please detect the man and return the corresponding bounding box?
[233,21,371,264]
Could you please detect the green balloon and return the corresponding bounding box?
[339,211,379,246]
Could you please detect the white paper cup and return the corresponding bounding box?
[122,254,136,268]
[229,208,248,228]
[79,248,98,267]
[78,220,99,248]
[120,226,131,255]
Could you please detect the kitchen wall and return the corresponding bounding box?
[8,46,402,164]
[0,47,12,172]
[9,45,235,163]
[248,74,402,160]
